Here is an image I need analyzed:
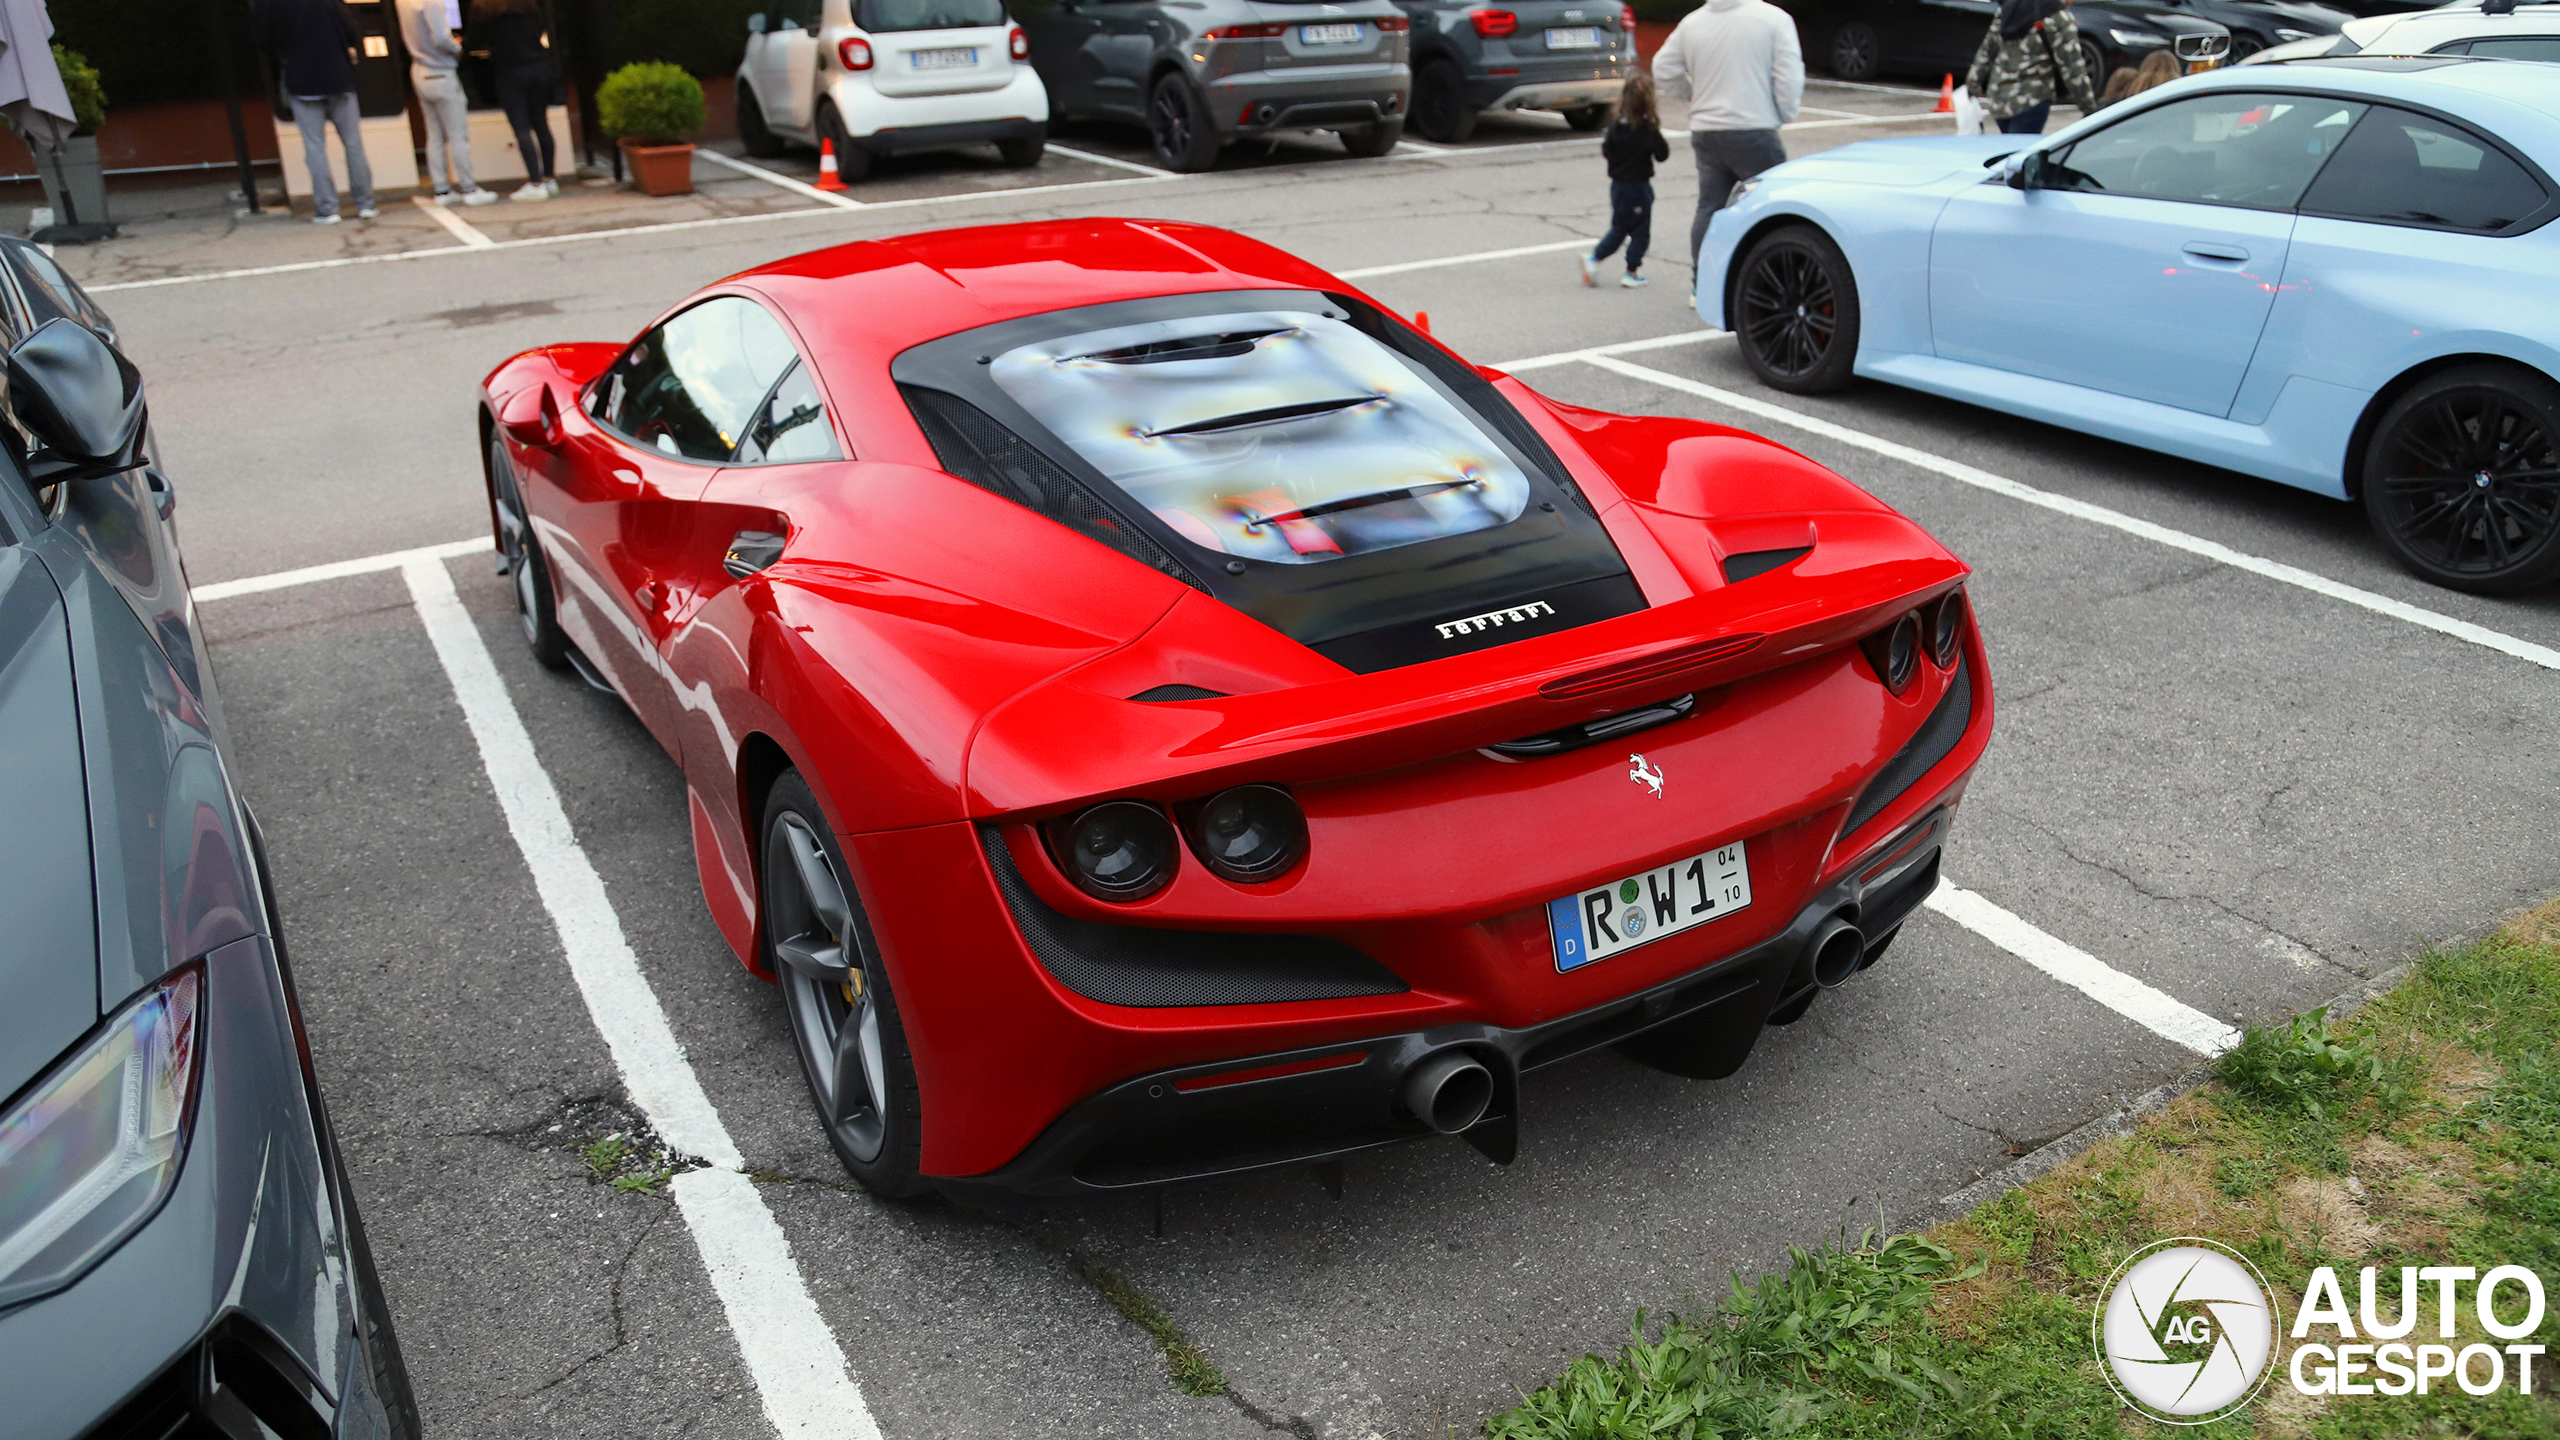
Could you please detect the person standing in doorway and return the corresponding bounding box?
[1652,0,1803,290]
[1582,72,1669,290]
[469,0,560,200]
[1965,0,2099,135]
[252,0,378,223]
[397,0,495,204]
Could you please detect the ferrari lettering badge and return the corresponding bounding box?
[1435,599,1557,640]
[1628,753,1665,799]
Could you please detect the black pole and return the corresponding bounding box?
[206,0,261,212]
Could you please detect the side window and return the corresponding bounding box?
[0,238,108,338]
[2462,35,2560,60]
[2298,105,2551,234]
[736,362,842,464]
[597,296,800,461]
[776,0,822,29]
[2046,92,2365,209]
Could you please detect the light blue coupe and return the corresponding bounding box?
[1695,57,2560,593]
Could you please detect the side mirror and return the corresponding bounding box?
[2009,150,2047,190]
[6,318,144,472]
[497,380,561,448]
[747,11,767,32]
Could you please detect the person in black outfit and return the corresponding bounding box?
[1582,73,1670,291]
[469,0,561,199]
[251,0,376,222]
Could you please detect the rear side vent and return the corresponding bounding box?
[1720,545,1811,584]
[1129,684,1228,702]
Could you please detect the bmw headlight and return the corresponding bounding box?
[0,966,203,1308]
[1727,177,1766,207]
[2110,28,2170,46]
[2274,26,2313,40]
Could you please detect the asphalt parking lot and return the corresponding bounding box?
[60,82,2560,1438]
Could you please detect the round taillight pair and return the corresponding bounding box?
[1057,786,1307,900]
[837,36,874,70]
[1927,589,1967,669]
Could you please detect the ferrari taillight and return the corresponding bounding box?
[837,36,874,70]
[1927,588,1967,668]
[1053,802,1178,901]
[1008,24,1028,59]
[1469,8,1518,37]
[1860,612,1923,694]
[1184,785,1307,884]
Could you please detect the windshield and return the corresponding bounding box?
[985,311,1533,566]
[858,0,1005,31]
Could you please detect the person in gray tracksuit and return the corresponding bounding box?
[1651,0,1804,285]
[396,0,495,204]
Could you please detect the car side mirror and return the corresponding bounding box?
[747,11,767,32]
[2009,151,2045,190]
[497,380,561,448]
[6,318,145,476]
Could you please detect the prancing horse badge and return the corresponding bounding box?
[1628,753,1665,799]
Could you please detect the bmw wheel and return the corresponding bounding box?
[1733,224,1861,395]
[1828,21,1881,81]
[488,428,568,668]
[763,770,928,1196]
[2362,364,2560,594]
[1412,59,1477,143]
[737,81,786,158]
[1147,74,1221,172]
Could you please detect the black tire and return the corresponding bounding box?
[2227,36,2262,63]
[997,124,1047,167]
[1562,103,1611,132]
[1338,116,1404,157]
[2361,364,2560,594]
[817,104,873,182]
[1829,21,1881,81]
[2079,39,2108,95]
[1617,995,1767,1079]
[1732,224,1861,395]
[737,81,786,158]
[1411,58,1477,143]
[1146,73,1221,172]
[762,770,929,1197]
[488,428,569,669]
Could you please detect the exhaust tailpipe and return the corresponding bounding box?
[1401,1052,1494,1134]
[1809,915,1866,989]
[1254,103,1279,125]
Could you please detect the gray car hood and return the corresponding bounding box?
[0,548,99,1105]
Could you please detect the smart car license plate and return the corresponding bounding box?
[1301,22,1365,43]
[1546,25,1604,48]
[911,46,978,68]
[1547,842,1751,972]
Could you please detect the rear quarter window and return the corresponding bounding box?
[2297,104,2552,233]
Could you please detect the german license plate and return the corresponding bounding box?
[911,46,977,68]
[1547,842,1751,972]
[1301,22,1365,43]
[1546,25,1604,47]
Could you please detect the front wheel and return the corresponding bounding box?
[1732,224,1862,394]
[1829,21,1881,81]
[1412,59,1477,143]
[1147,75,1221,172]
[2361,364,2560,594]
[763,770,929,1196]
[1562,103,1611,132]
[488,429,568,669]
[996,125,1046,167]
[1338,116,1403,158]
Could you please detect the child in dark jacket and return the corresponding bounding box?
[1583,73,1670,290]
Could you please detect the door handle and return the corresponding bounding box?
[2180,242,2249,262]
[634,581,662,613]
[145,467,175,520]
[724,529,787,579]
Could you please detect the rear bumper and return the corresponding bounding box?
[855,116,1046,154]
[1206,63,1410,135]
[829,67,1049,139]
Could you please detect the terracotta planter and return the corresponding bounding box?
[621,138,696,197]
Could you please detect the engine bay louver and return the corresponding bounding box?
[1721,545,1813,584]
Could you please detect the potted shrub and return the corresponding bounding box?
[597,62,705,198]
[37,45,112,234]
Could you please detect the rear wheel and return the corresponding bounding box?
[1338,116,1404,157]
[488,429,568,669]
[1412,59,1477,143]
[1732,224,1861,394]
[763,770,928,1196]
[817,104,873,182]
[1829,21,1881,81]
[2361,364,2560,594]
[996,124,1046,167]
[1562,103,1611,131]
[1147,74,1221,171]
[737,80,786,158]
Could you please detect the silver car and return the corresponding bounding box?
[1016,0,1412,169]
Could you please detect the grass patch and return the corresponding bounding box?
[1063,1251,1227,1397]
[1488,905,2560,1438]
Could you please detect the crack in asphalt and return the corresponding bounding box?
[1225,1387,1321,1439]
[519,1201,674,1401]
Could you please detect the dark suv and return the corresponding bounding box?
[1402,0,1635,141]
[1017,0,1412,169]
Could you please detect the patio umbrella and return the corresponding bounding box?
[0,0,74,154]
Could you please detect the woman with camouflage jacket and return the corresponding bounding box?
[1965,0,2099,135]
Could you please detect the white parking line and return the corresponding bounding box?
[1338,237,1594,279]
[1783,112,1953,131]
[1808,77,1942,96]
[1043,141,1178,177]
[1392,136,1457,155]
[1584,354,2560,673]
[1926,886,2243,1055]
[192,537,486,602]
[409,195,495,249]
[696,148,869,210]
[402,555,881,1440]
[1493,328,1729,372]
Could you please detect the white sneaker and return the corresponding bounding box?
[511,180,552,202]
[460,187,499,207]
[1579,253,1598,287]
[433,189,458,205]
[1620,271,1651,289]
[312,212,340,225]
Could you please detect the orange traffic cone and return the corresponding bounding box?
[1935,75,1956,112]
[816,139,848,193]
[1415,309,1431,334]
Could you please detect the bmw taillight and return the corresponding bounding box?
[1469,8,1518,37]
[1008,24,1028,59]
[1376,13,1411,30]
[1205,21,1288,38]
[1861,612,1923,694]
[837,36,874,70]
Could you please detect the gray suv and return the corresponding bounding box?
[1401,0,1633,142]
[1016,0,1412,169]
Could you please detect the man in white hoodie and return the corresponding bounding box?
[1652,0,1804,286]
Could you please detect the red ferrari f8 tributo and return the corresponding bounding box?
[477,219,1994,1199]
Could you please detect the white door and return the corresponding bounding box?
[752,0,828,134]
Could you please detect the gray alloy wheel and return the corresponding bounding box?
[1829,21,1881,81]
[737,81,786,158]
[1147,74,1221,171]
[1412,58,1477,143]
[762,771,928,1195]
[2362,364,2560,594]
[488,429,568,669]
[1733,224,1862,394]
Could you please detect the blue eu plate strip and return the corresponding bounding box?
[1548,895,1592,972]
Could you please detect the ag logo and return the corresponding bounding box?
[2095,1238,2280,1424]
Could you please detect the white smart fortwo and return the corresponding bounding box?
[735,0,1051,180]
